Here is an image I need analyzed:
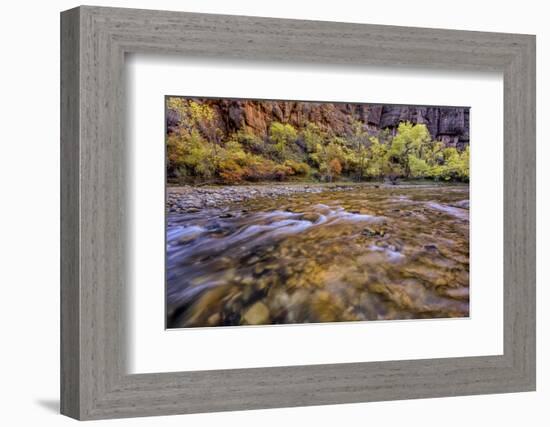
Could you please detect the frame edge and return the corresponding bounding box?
[60,6,82,420]
[62,6,537,420]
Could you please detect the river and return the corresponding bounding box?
[166,183,469,328]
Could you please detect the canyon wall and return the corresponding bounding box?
[167,99,470,149]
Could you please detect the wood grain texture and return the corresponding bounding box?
[60,5,536,420]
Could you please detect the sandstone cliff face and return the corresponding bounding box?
[167,98,469,148]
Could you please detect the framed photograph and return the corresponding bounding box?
[61,6,536,420]
[164,96,471,329]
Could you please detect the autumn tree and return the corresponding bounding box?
[328,158,342,181]
[387,122,432,178]
[350,120,370,180]
[166,97,222,144]
[269,122,298,160]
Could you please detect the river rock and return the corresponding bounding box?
[441,286,470,300]
[451,200,470,209]
[362,227,384,237]
[177,229,203,244]
[207,313,220,326]
[302,213,320,222]
[242,302,270,325]
[166,183,356,213]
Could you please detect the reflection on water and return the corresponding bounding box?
[166,184,469,328]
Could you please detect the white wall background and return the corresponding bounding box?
[0,0,546,425]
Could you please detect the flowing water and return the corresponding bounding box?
[166,183,469,328]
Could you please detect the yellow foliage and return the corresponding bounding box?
[166,98,470,184]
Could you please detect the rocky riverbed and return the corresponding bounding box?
[166,183,470,328]
[167,183,359,213]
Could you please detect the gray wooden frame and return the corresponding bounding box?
[60,5,536,420]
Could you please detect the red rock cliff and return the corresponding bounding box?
[167,98,469,148]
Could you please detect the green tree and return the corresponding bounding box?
[350,121,370,179]
[302,122,326,153]
[437,146,470,181]
[408,155,429,178]
[269,122,298,160]
[388,122,432,178]
[364,136,388,178]
[166,130,217,183]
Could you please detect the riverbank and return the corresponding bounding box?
[167,183,359,213]
[167,181,467,214]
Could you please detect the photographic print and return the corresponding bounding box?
[166,97,470,328]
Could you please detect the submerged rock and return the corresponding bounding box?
[362,227,385,237]
[450,200,470,209]
[242,302,270,325]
